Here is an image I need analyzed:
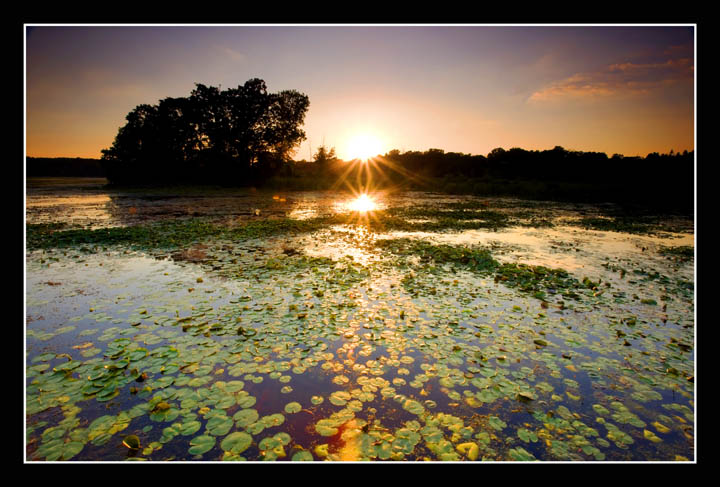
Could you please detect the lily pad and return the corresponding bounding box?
[292,450,314,461]
[206,415,234,436]
[329,391,352,406]
[402,399,425,415]
[233,409,260,428]
[261,413,285,428]
[122,435,141,449]
[488,416,506,431]
[508,446,537,461]
[236,394,257,409]
[220,431,253,454]
[179,420,202,436]
[188,435,216,455]
[315,419,339,437]
[284,402,302,414]
[456,442,479,461]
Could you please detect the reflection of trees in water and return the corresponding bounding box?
[26,179,111,227]
[28,180,320,228]
[104,192,294,227]
[27,177,299,227]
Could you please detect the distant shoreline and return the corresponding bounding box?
[26,157,105,177]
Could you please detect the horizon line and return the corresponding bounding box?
[25,145,695,161]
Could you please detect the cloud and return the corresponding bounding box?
[528,54,693,103]
[528,74,615,102]
[217,46,246,63]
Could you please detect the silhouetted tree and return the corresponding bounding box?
[101,79,309,185]
[313,145,337,173]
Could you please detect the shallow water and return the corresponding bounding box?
[25,178,695,462]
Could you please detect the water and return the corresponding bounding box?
[25,178,695,462]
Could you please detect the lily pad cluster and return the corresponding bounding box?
[26,194,694,462]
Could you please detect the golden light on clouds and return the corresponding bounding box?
[528,55,694,104]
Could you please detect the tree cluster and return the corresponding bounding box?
[101,79,309,185]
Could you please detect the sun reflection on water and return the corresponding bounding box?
[346,193,378,212]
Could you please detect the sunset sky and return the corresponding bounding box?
[25,24,695,161]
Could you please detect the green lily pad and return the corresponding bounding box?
[128,348,148,361]
[274,432,291,446]
[488,416,506,431]
[188,435,216,455]
[35,439,85,461]
[220,431,253,454]
[292,450,313,461]
[592,404,610,416]
[284,402,302,414]
[153,375,175,389]
[258,436,280,451]
[224,380,245,393]
[329,390,351,406]
[206,415,234,436]
[402,399,425,415]
[246,422,266,436]
[179,420,202,436]
[517,428,538,443]
[233,409,260,428]
[261,413,285,428]
[315,419,339,437]
[508,446,537,461]
[159,425,181,444]
[214,393,237,409]
[236,394,257,409]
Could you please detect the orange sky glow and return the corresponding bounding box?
[25,24,695,160]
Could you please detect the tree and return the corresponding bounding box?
[313,145,337,168]
[101,79,310,185]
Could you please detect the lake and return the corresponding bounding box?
[25,178,695,462]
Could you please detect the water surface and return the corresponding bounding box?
[25,178,695,462]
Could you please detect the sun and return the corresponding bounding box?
[344,133,384,161]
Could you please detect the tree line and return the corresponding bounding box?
[26,157,106,177]
[378,145,693,187]
[373,146,694,212]
[282,145,693,212]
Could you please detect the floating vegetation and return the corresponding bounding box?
[570,215,686,235]
[658,245,694,262]
[26,217,335,251]
[25,188,694,462]
[375,238,498,272]
[376,238,604,304]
